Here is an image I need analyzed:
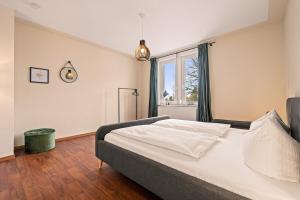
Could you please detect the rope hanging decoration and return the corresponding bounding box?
[60,61,78,83]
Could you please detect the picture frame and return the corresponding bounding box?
[29,67,49,84]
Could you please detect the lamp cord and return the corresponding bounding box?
[64,61,74,69]
[62,61,77,73]
[141,17,143,39]
[139,13,145,39]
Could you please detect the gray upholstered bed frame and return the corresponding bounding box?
[287,97,300,142]
[95,97,300,200]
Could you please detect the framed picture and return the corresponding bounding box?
[29,67,49,84]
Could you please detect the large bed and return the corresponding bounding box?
[95,98,300,200]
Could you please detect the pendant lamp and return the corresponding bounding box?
[135,13,150,61]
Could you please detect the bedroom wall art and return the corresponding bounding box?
[29,67,49,84]
[59,60,78,83]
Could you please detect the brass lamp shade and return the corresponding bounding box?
[65,70,74,80]
[135,40,150,61]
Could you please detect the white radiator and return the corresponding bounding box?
[158,106,197,121]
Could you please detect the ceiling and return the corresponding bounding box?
[0,0,274,56]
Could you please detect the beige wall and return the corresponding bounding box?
[210,22,285,121]
[141,22,286,121]
[15,20,141,146]
[284,0,300,97]
[139,61,150,118]
[0,5,14,157]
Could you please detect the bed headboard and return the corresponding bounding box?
[287,97,300,142]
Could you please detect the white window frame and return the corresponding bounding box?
[157,49,198,106]
[157,55,177,105]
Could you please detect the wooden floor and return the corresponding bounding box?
[0,135,160,200]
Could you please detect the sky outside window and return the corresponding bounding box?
[164,63,176,100]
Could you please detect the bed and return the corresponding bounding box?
[95,97,300,200]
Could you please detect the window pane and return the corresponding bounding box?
[163,63,176,102]
[184,57,198,103]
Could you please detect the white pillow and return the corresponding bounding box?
[250,110,290,133]
[243,118,300,182]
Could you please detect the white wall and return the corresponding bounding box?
[14,19,142,146]
[0,5,14,158]
[140,22,286,121]
[284,0,300,97]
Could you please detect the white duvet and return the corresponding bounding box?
[111,124,219,159]
[106,128,300,200]
[153,119,231,137]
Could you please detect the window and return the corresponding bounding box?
[158,50,198,105]
[182,54,198,103]
[158,56,177,104]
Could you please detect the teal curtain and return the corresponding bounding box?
[197,43,212,122]
[148,58,158,117]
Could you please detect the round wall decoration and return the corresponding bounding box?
[60,61,78,83]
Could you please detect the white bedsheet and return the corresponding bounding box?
[105,128,300,200]
[111,125,218,159]
[153,119,231,136]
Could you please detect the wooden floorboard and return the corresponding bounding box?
[0,135,160,200]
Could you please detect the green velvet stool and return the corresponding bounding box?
[24,128,56,154]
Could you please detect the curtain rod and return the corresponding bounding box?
[153,42,215,60]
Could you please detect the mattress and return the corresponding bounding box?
[105,128,300,200]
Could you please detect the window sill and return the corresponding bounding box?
[158,105,197,108]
